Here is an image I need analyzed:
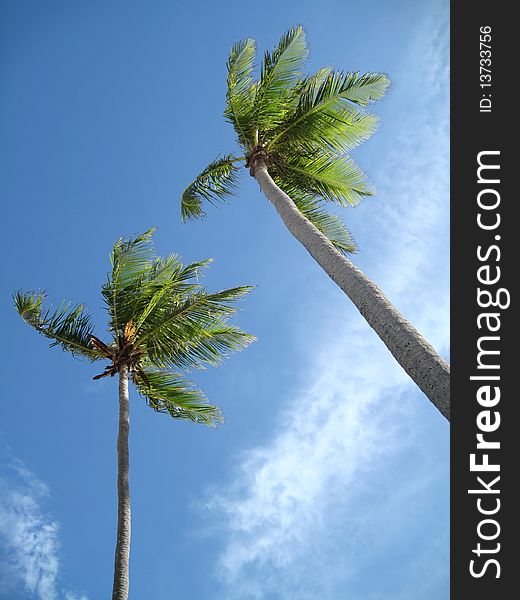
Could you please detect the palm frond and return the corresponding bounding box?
[268,70,384,152]
[147,320,254,371]
[181,156,242,222]
[101,229,157,337]
[133,257,212,334]
[276,106,378,156]
[293,66,332,98]
[134,369,223,426]
[225,38,257,146]
[138,286,254,369]
[254,25,308,134]
[335,71,390,106]
[14,290,101,360]
[277,152,374,207]
[141,254,210,291]
[110,229,156,289]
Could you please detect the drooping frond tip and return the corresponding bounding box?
[14,290,101,360]
[134,369,224,427]
[181,156,241,222]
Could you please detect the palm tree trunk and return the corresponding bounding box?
[253,162,450,420]
[112,364,131,599]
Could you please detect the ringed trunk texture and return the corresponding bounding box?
[254,162,450,420]
[112,365,131,600]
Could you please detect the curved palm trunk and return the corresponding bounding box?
[112,365,131,599]
[254,162,450,420]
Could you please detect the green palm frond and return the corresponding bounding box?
[134,257,212,334]
[14,290,101,360]
[110,228,156,289]
[335,71,390,106]
[134,369,223,426]
[138,285,254,369]
[102,229,157,336]
[277,152,373,207]
[146,320,254,371]
[268,70,385,152]
[292,66,332,98]
[100,232,254,372]
[225,38,257,146]
[181,155,242,221]
[275,105,378,156]
[275,185,357,253]
[254,25,308,134]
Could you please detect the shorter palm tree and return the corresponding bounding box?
[14,229,253,600]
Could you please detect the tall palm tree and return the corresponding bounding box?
[14,229,253,600]
[181,26,449,420]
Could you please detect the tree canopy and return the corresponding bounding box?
[15,229,254,426]
[182,25,390,254]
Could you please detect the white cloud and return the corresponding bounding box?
[207,344,411,594]
[0,462,60,600]
[202,9,450,600]
[0,458,89,600]
[205,298,447,599]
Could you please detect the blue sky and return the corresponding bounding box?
[0,1,449,599]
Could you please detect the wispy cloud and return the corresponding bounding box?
[0,457,89,600]
[0,461,60,600]
[206,340,415,598]
[202,10,449,600]
[205,303,448,599]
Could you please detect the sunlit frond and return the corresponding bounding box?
[138,285,254,369]
[101,229,157,336]
[133,257,212,334]
[268,70,384,152]
[110,228,156,289]
[181,156,242,221]
[277,152,374,207]
[335,71,390,106]
[14,290,101,360]
[254,25,308,134]
[225,38,257,146]
[147,320,254,371]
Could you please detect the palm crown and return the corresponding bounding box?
[182,25,390,253]
[14,229,253,426]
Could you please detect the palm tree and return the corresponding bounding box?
[181,26,449,420]
[14,229,254,600]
